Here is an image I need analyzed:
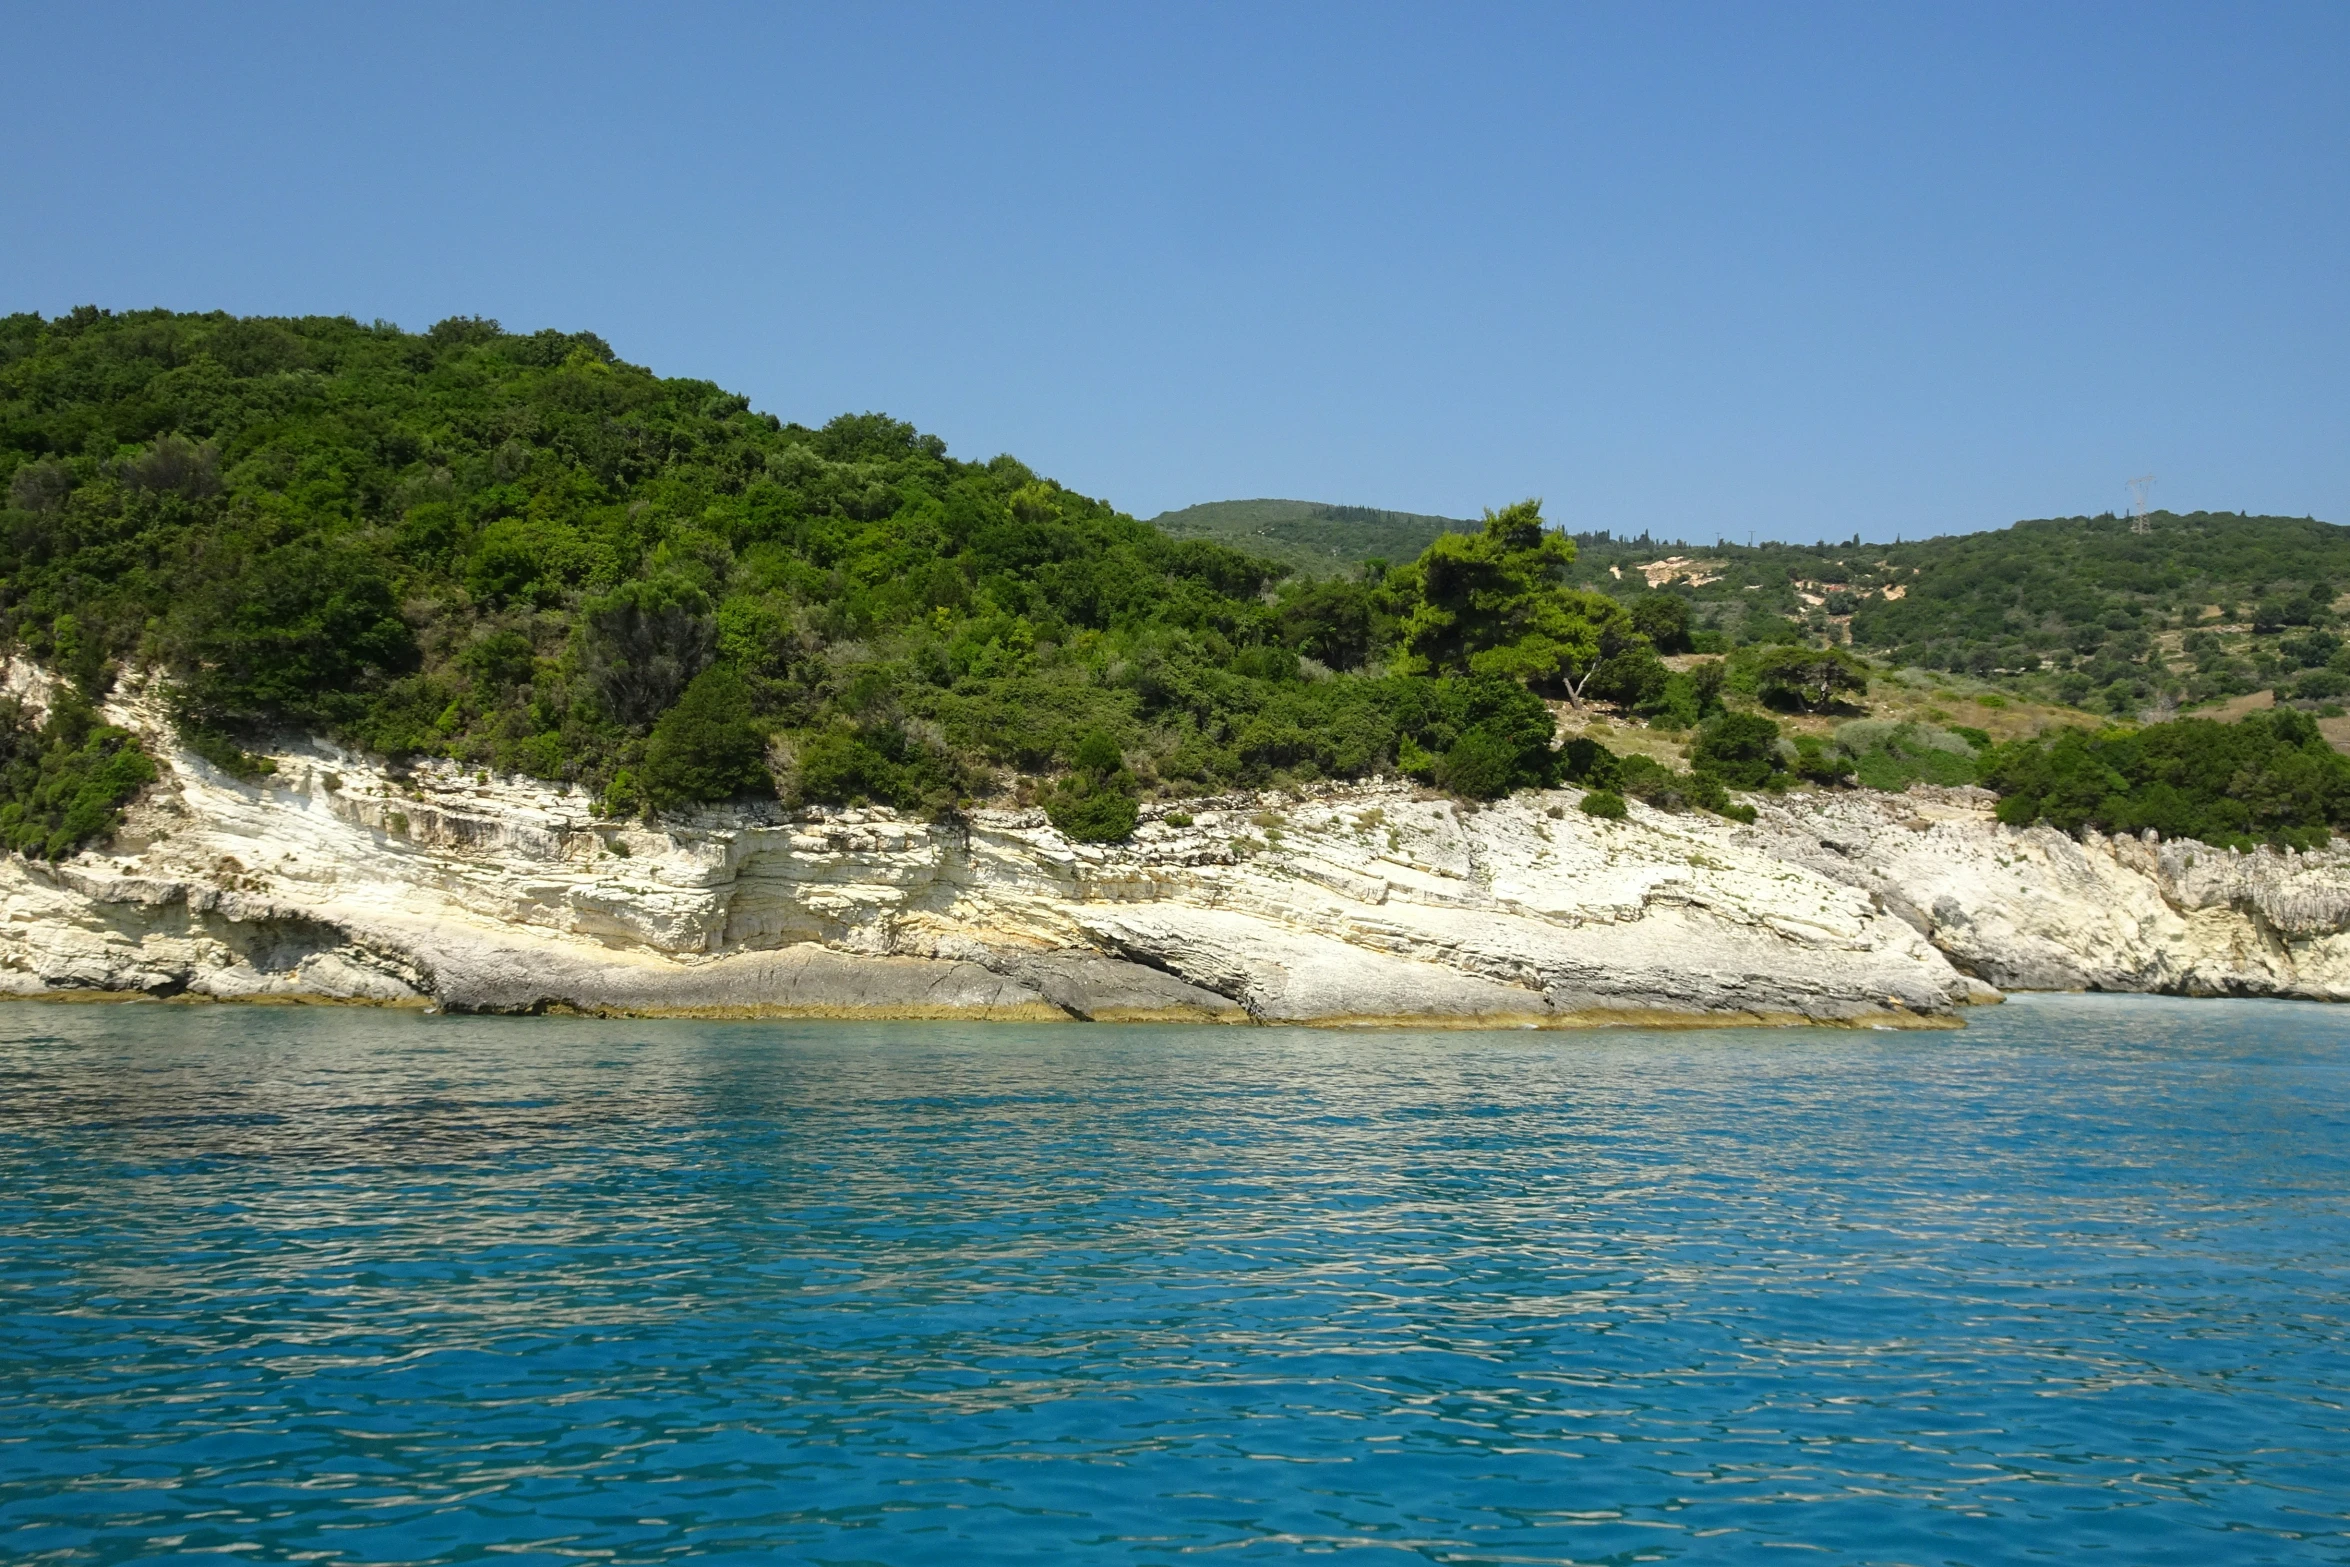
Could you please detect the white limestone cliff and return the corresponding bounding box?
[7,662,2350,1024]
[1747,785,2350,999]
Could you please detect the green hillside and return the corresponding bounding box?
[1546,513,2350,718]
[1149,498,1474,577]
[7,305,2347,860]
[1171,496,2350,719]
[0,308,1584,844]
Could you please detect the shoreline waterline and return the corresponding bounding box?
[0,987,1989,1026]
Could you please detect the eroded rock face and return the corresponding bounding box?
[0,675,1978,1025]
[11,669,2344,1022]
[1749,786,2350,999]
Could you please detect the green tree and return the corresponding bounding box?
[1586,644,1670,708]
[1391,499,1623,698]
[1276,577,1377,669]
[1753,646,1869,711]
[579,575,716,728]
[1630,593,1693,653]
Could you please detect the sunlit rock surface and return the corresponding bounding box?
[8,666,2348,1022]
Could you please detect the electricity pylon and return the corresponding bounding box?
[2127,475,2156,534]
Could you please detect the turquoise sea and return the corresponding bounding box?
[1,995,2346,1564]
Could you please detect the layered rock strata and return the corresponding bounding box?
[8,670,2350,1023]
[1748,786,2350,999]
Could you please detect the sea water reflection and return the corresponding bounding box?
[1,995,2346,1563]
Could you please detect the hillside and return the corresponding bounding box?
[1171,493,2350,719]
[8,306,2348,867]
[1552,513,2350,719]
[1148,498,1473,577]
[0,309,1570,838]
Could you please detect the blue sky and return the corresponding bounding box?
[4,2,2343,542]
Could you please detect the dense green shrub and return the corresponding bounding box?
[641,667,768,807]
[1641,658,1726,731]
[1043,727,1140,842]
[1434,728,1521,799]
[1833,719,1979,791]
[1613,754,1691,807]
[1560,733,1748,820]
[0,694,156,858]
[1791,733,1854,786]
[1579,788,1627,818]
[1045,785,1140,843]
[792,723,970,812]
[1690,712,1786,789]
[1981,709,2350,849]
[1392,674,1562,798]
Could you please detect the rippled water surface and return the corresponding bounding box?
[3,996,2348,1564]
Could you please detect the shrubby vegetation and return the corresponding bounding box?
[1559,730,1754,825]
[10,308,2349,857]
[1847,514,2350,714]
[1981,709,2350,851]
[1150,499,1472,579]
[1172,498,2350,719]
[641,666,766,809]
[0,308,1723,845]
[0,691,155,858]
[1043,729,1140,843]
[1832,719,1984,791]
[1556,697,2350,852]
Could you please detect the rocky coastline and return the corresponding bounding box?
[8,667,2350,1025]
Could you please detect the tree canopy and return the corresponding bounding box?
[1390,500,1624,689]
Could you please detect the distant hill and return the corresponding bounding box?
[1155,496,2350,719]
[1148,499,1476,577]
[1552,511,2350,719]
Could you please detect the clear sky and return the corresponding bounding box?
[4,2,2344,542]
